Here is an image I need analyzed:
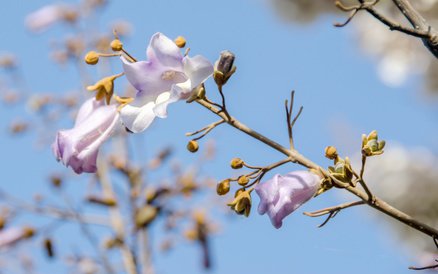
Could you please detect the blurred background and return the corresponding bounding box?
[0,0,437,273]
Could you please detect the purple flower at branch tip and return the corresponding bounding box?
[52,98,120,174]
[120,32,214,133]
[255,170,321,229]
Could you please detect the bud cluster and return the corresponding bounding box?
[362,130,385,157]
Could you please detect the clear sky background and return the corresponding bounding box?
[1,0,437,273]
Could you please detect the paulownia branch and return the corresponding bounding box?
[195,97,438,239]
[409,260,438,271]
[334,0,438,58]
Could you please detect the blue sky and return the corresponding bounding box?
[1,0,437,273]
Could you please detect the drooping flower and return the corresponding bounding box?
[52,98,120,174]
[0,227,35,249]
[120,32,213,133]
[255,170,320,229]
[25,4,78,33]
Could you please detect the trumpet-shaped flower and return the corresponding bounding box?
[120,32,213,133]
[255,171,320,229]
[52,98,120,174]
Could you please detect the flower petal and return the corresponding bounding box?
[121,57,187,97]
[152,85,184,118]
[183,55,214,88]
[74,98,103,126]
[120,102,156,133]
[147,33,183,68]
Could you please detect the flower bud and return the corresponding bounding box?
[362,130,385,156]
[187,140,199,153]
[214,50,236,86]
[184,229,198,241]
[103,236,123,249]
[50,175,62,188]
[135,205,158,228]
[216,179,230,195]
[324,146,338,160]
[230,158,244,169]
[237,175,249,186]
[43,238,55,258]
[86,195,117,207]
[84,51,99,65]
[174,36,186,48]
[110,39,123,51]
[22,226,35,238]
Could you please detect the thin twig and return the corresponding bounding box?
[284,91,303,150]
[186,119,225,140]
[304,201,365,227]
[409,260,438,270]
[304,201,365,217]
[335,0,438,57]
[218,86,231,120]
[358,155,374,202]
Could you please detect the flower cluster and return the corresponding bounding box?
[52,32,213,174]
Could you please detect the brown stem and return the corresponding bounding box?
[195,98,438,239]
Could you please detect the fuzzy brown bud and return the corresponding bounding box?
[216,179,230,195]
[237,175,249,186]
[43,238,55,258]
[324,146,338,160]
[84,51,99,65]
[174,36,186,48]
[135,205,158,228]
[110,39,123,51]
[23,227,35,238]
[187,140,199,153]
[230,158,244,169]
[50,175,62,188]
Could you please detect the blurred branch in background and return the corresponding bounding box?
[269,0,438,92]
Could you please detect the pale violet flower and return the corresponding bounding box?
[25,4,77,33]
[0,227,34,249]
[120,32,213,133]
[255,170,320,229]
[52,98,120,174]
